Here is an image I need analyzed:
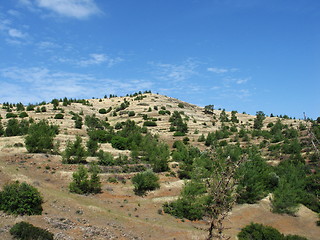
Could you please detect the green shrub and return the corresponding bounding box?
[238,223,283,240]
[271,161,306,215]
[143,121,157,127]
[40,106,46,112]
[75,118,83,129]
[163,180,206,220]
[253,111,266,130]
[173,131,185,136]
[111,136,128,150]
[62,136,87,164]
[6,112,17,118]
[85,114,106,129]
[128,111,135,117]
[5,119,22,136]
[86,138,99,156]
[0,121,4,136]
[54,113,64,119]
[25,120,58,153]
[236,158,274,204]
[88,130,111,143]
[10,221,53,240]
[69,165,101,194]
[198,134,206,142]
[99,108,107,114]
[169,111,188,135]
[0,181,43,215]
[284,235,308,240]
[19,112,28,118]
[26,105,35,111]
[238,223,308,240]
[132,171,160,195]
[98,150,115,165]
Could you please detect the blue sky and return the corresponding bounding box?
[0,0,319,119]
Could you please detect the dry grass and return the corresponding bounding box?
[0,94,316,240]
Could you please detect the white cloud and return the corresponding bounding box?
[8,28,27,38]
[151,59,198,82]
[223,77,250,85]
[0,19,11,31]
[207,67,228,74]
[7,10,21,17]
[235,78,249,84]
[211,86,221,90]
[19,0,33,7]
[214,88,251,100]
[0,67,153,103]
[37,41,60,50]
[59,53,123,67]
[80,54,120,67]
[20,0,101,19]
[207,67,238,74]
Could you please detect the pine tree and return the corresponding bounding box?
[63,136,87,164]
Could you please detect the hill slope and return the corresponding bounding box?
[0,93,318,240]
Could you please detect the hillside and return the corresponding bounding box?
[0,93,319,240]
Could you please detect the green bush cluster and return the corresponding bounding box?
[143,121,157,127]
[54,113,64,119]
[88,119,169,172]
[19,112,28,118]
[238,223,307,240]
[219,109,229,122]
[5,119,30,136]
[62,136,87,164]
[0,181,43,215]
[99,108,107,114]
[69,165,101,194]
[253,111,266,129]
[25,120,58,153]
[6,112,18,118]
[169,111,188,136]
[132,171,160,195]
[163,180,207,220]
[10,221,53,240]
[128,111,135,117]
[70,112,83,129]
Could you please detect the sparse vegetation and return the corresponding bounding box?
[0,94,318,240]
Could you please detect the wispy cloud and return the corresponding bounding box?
[58,53,123,68]
[20,0,102,19]
[37,41,61,50]
[0,16,30,45]
[223,77,250,85]
[78,54,123,67]
[207,67,238,74]
[211,87,251,100]
[8,28,27,38]
[235,78,249,84]
[7,10,21,17]
[151,59,198,82]
[0,18,11,31]
[0,67,153,103]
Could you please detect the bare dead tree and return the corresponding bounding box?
[304,113,320,165]
[205,156,245,240]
